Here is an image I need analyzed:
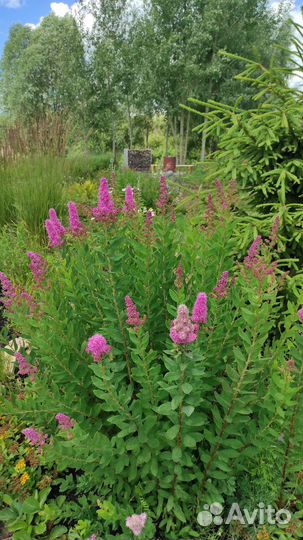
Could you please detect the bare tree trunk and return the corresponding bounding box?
[183,110,190,164]
[201,106,209,162]
[145,125,149,147]
[179,110,184,165]
[112,120,116,166]
[170,117,179,164]
[127,97,133,149]
[165,116,169,156]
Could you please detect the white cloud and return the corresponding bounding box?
[50,2,70,17]
[0,0,23,7]
[71,1,95,32]
[49,1,94,31]
[25,16,44,30]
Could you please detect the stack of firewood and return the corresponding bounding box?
[124,149,152,172]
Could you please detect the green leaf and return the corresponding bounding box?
[182,405,194,417]
[183,434,196,448]
[157,402,173,415]
[49,525,68,539]
[172,447,182,462]
[182,383,193,394]
[166,425,179,440]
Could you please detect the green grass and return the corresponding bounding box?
[0,155,66,236]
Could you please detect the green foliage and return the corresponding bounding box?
[187,22,303,265]
[0,490,68,540]
[1,179,303,538]
[0,223,42,284]
[115,170,160,209]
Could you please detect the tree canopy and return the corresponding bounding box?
[0,0,293,161]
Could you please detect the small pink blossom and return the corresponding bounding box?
[20,291,37,314]
[213,271,229,299]
[286,359,297,373]
[55,413,75,430]
[170,304,199,345]
[192,293,208,324]
[86,334,112,363]
[27,252,48,287]
[22,427,48,450]
[126,513,147,537]
[298,308,303,323]
[15,352,37,381]
[125,296,146,331]
[124,185,136,214]
[68,201,86,236]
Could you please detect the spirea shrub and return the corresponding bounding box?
[1,176,303,539]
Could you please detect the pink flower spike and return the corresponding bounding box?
[27,252,48,287]
[213,271,229,299]
[170,304,199,345]
[49,208,66,236]
[298,308,303,323]
[45,219,64,248]
[68,201,86,236]
[175,262,183,289]
[192,292,208,324]
[125,296,146,331]
[0,272,17,309]
[215,179,227,209]
[92,177,120,223]
[269,216,280,247]
[126,513,147,537]
[157,176,169,212]
[244,236,263,269]
[86,334,112,363]
[124,185,136,214]
[55,413,75,431]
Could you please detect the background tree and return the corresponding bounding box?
[1,14,87,122]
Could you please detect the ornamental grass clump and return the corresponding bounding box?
[1,176,303,539]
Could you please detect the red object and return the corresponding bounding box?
[163,156,176,172]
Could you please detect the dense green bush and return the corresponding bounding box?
[187,23,303,267]
[0,223,42,285]
[1,177,303,539]
[66,153,113,182]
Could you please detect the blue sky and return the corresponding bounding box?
[0,1,76,55]
[0,0,302,59]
